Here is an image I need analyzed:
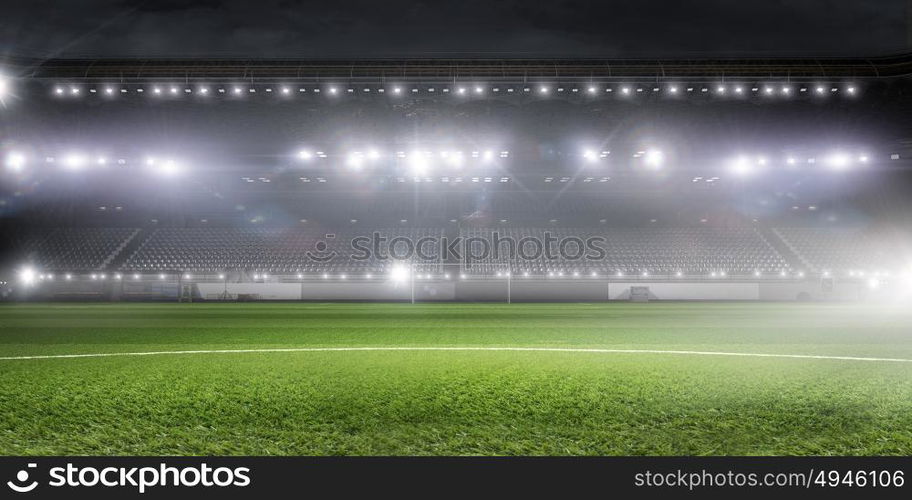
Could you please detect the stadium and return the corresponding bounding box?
[1,52,912,456]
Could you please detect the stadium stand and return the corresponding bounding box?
[460,227,789,276]
[774,227,912,274]
[12,225,911,278]
[120,227,444,274]
[18,228,138,271]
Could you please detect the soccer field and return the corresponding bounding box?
[1,302,911,456]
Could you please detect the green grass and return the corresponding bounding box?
[1,302,911,455]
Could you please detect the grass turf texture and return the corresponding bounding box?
[1,302,911,456]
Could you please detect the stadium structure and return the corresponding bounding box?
[1,54,911,302]
[3,54,912,459]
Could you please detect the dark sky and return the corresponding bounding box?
[1,0,910,59]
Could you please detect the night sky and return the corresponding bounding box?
[2,0,909,59]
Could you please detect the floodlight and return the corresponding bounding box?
[298,150,313,160]
[868,278,881,290]
[587,86,596,94]
[133,273,140,280]
[643,149,664,168]
[199,87,210,95]
[0,75,9,98]
[582,149,599,163]
[367,149,380,160]
[539,86,549,94]
[65,274,72,281]
[340,274,347,280]
[104,87,114,95]
[676,271,683,277]
[5,152,26,171]
[18,267,36,286]
[825,152,851,170]
[328,87,338,95]
[367,273,373,279]
[281,87,290,95]
[846,86,856,94]
[621,86,630,95]
[62,153,87,170]
[114,273,122,280]
[459,274,467,280]
[347,152,364,170]
[389,265,410,284]
[159,274,166,280]
[183,274,191,280]
[408,151,429,175]
[730,155,753,176]
[155,159,181,176]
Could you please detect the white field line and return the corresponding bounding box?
[0,346,911,363]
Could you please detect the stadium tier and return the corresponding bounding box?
[461,226,788,276]
[10,225,908,278]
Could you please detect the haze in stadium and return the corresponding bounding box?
[2,0,912,464]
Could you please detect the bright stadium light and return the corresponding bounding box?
[5,152,26,172]
[389,264,410,284]
[347,152,364,170]
[0,74,9,99]
[730,155,754,177]
[62,153,87,170]
[825,152,851,170]
[154,159,181,176]
[644,149,664,168]
[18,266,36,286]
[408,151,429,175]
[582,149,599,163]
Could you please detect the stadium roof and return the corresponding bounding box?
[7,53,912,82]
